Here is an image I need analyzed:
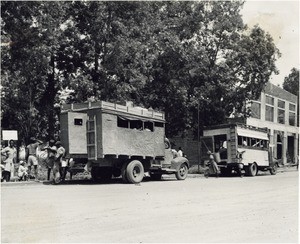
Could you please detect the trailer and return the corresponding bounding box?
[200,123,277,176]
[60,101,189,183]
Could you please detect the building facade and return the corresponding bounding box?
[247,82,299,165]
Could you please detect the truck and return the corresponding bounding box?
[60,100,189,183]
[200,123,278,176]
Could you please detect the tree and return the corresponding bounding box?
[1,1,280,141]
[283,68,299,98]
[283,68,299,126]
[1,2,73,141]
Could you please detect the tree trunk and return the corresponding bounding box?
[47,54,57,140]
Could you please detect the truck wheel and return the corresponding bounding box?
[175,163,188,180]
[99,167,112,182]
[246,163,257,177]
[112,168,121,178]
[126,160,144,184]
[269,164,277,175]
[150,173,162,181]
[121,163,129,183]
[91,167,100,182]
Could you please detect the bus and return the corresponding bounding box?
[200,123,277,176]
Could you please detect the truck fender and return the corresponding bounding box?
[171,157,189,171]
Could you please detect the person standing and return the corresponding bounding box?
[1,140,17,182]
[177,147,183,157]
[53,141,65,184]
[44,139,56,181]
[19,141,26,162]
[45,143,57,182]
[26,137,42,181]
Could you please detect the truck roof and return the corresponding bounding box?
[61,101,165,123]
[203,123,268,133]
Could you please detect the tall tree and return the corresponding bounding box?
[1,1,70,141]
[283,68,299,98]
[283,68,299,126]
[1,1,280,140]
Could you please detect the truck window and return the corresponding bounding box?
[74,118,83,126]
[117,117,129,128]
[144,121,154,132]
[214,134,227,160]
[130,120,143,130]
[214,134,227,152]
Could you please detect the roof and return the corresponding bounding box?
[263,82,297,103]
[203,123,268,133]
[61,101,165,122]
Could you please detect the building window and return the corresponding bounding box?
[278,100,285,109]
[289,112,296,126]
[277,100,285,124]
[265,95,274,122]
[250,102,261,119]
[289,103,296,111]
[265,105,274,122]
[266,95,274,105]
[288,102,296,126]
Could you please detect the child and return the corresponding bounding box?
[18,161,28,181]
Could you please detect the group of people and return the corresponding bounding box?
[1,137,70,184]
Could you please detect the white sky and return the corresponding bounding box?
[240,0,299,87]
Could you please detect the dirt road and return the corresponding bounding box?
[1,170,298,243]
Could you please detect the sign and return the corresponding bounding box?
[2,130,18,140]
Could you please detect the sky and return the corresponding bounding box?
[240,0,299,87]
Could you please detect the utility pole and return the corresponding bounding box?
[197,101,200,173]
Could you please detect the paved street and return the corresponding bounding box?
[1,170,298,243]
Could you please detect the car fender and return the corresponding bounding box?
[171,157,189,171]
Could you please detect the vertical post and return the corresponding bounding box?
[197,101,200,173]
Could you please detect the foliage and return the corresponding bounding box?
[1,1,280,142]
[283,68,299,98]
[283,68,299,126]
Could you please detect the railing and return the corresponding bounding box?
[61,101,165,120]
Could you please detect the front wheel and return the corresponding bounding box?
[175,163,188,180]
[126,160,144,184]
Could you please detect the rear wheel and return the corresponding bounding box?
[269,164,277,175]
[121,163,129,183]
[126,160,144,184]
[175,163,188,180]
[246,163,258,177]
[99,167,112,182]
[91,167,100,182]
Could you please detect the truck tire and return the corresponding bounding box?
[126,160,144,184]
[246,163,258,177]
[99,167,112,182]
[121,163,129,183]
[269,164,277,175]
[175,163,188,180]
[91,167,100,182]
